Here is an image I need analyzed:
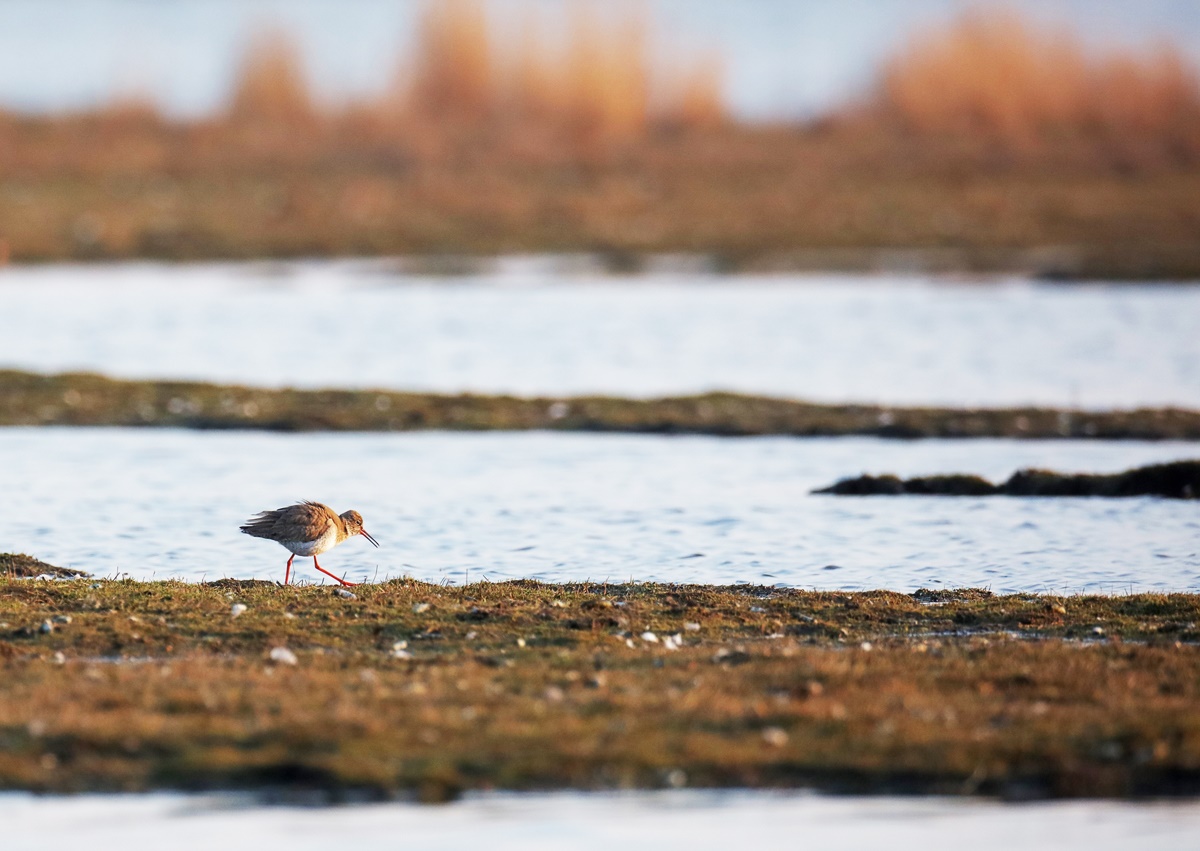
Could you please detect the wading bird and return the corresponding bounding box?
[240,501,379,586]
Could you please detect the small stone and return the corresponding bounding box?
[550,600,568,608]
[230,603,248,618]
[860,641,873,652]
[39,620,53,634]
[283,612,297,620]
[465,631,478,640]
[412,602,431,614]
[663,633,683,651]
[762,727,789,747]
[544,686,565,702]
[52,651,66,665]
[517,638,527,648]
[392,640,409,652]
[268,646,298,666]
[684,622,701,632]
[641,631,659,643]
[1050,604,1067,615]
[666,769,687,788]
[334,589,356,599]
[1092,626,1106,637]
[712,648,752,665]
[51,615,72,625]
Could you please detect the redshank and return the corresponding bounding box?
[240,500,379,586]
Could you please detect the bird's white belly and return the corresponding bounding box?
[282,526,340,557]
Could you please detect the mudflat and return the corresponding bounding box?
[4,370,1200,439]
[1,575,1197,800]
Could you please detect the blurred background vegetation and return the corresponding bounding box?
[1,1,1198,276]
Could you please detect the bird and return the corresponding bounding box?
[240,500,379,586]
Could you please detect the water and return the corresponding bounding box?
[2,261,1199,409]
[5,791,1200,851]
[2,428,1196,592]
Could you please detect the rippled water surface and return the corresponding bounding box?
[1,262,1198,408]
[3,429,1196,592]
[6,791,1200,851]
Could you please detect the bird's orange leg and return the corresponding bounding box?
[285,554,294,585]
[312,556,357,587]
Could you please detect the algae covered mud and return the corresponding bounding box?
[5,368,1200,439]
[1,577,1198,800]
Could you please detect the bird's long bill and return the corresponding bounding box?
[361,529,380,548]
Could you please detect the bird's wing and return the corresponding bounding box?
[241,501,334,540]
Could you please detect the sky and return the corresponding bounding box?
[0,0,1198,120]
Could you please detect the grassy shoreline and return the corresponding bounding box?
[2,576,1198,800]
[4,124,1200,280]
[3,369,1200,439]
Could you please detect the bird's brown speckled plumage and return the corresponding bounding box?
[241,500,379,586]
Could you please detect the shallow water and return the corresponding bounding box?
[1,261,1198,409]
[5,791,1200,851]
[3,428,1196,592]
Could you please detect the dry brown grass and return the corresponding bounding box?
[350,0,718,142]
[870,10,1200,166]
[408,0,495,123]
[227,27,316,127]
[1,9,1199,271]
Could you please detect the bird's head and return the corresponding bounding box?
[340,510,380,547]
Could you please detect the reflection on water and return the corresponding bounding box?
[2,428,1196,593]
[0,262,1198,408]
[4,790,1200,851]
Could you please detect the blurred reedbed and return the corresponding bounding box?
[868,10,1200,168]
[0,4,1199,269]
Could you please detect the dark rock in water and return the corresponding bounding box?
[814,473,995,496]
[815,460,1200,499]
[1,553,88,578]
[904,475,998,496]
[815,474,907,495]
[1003,460,1200,499]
